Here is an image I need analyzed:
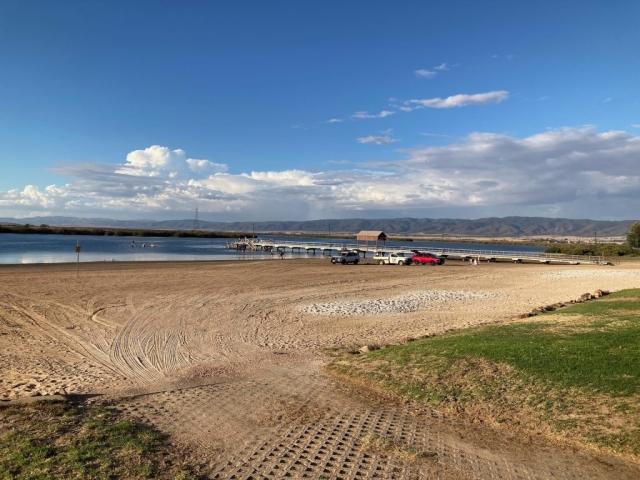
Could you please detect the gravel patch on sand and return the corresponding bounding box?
[542,270,640,279]
[299,290,503,317]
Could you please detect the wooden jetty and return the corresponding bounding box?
[225,239,604,265]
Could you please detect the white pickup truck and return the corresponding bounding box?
[373,252,413,265]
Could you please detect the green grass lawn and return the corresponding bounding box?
[0,401,198,479]
[328,288,640,457]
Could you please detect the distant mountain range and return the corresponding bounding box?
[0,215,636,237]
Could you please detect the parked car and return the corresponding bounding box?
[411,252,444,265]
[373,252,413,265]
[331,251,360,264]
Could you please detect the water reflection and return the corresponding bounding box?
[0,233,545,265]
[1,252,284,265]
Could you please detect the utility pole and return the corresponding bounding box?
[193,207,200,230]
[441,227,445,252]
[329,222,331,247]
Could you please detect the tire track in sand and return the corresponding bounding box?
[1,301,120,377]
[109,296,194,384]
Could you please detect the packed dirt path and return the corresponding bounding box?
[2,259,640,478]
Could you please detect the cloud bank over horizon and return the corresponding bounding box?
[2,127,639,221]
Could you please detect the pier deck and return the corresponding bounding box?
[226,240,603,265]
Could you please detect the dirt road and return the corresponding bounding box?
[1,259,640,478]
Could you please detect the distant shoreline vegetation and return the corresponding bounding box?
[0,224,540,243]
[0,224,242,238]
[2,224,639,256]
[544,243,640,257]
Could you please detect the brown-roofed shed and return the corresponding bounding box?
[356,231,387,251]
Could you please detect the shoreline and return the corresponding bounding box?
[2,259,640,400]
[3,254,640,269]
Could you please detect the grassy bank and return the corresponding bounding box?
[0,401,198,479]
[327,289,640,458]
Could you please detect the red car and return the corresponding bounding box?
[411,252,444,265]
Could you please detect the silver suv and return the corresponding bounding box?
[330,251,360,265]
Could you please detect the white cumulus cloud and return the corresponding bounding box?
[408,90,509,109]
[2,128,640,220]
[186,159,228,174]
[351,110,395,119]
[116,145,227,178]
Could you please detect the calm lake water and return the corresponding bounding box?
[0,233,545,265]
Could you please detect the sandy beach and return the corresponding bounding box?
[2,258,640,478]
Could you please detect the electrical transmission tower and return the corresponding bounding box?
[193,207,200,230]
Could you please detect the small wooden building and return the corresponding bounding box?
[356,231,387,251]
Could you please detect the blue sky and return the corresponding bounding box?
[1,1,639,221]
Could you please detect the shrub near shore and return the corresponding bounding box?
[327,289,640,458]
[545,243,640,257]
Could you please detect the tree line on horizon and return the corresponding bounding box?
[0,224,240,239]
